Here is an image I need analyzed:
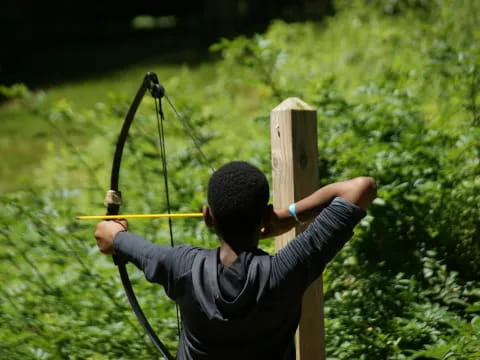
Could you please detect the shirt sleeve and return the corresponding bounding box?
[113,232,197,299]
[271,197,366,290]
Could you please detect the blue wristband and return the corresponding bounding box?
[288,203,303,224]
[288,203,297,216]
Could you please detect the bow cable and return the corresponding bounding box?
[154,97,182,337]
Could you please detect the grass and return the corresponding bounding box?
[4,0,478,195]
[0,61,218,193]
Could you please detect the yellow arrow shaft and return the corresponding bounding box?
[77,213,203,220]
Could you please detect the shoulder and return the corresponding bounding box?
[169,244,206,275]
[170,243,204,260]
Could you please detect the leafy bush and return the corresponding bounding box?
[1,0,479,358]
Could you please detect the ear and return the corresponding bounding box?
[260,204,274,234]
[262,204,274,223]
[203,205,215,228]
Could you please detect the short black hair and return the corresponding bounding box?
[207,161,269,247]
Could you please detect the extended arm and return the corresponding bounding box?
[94,225,197,298]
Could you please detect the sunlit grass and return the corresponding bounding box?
[0,62,218,193]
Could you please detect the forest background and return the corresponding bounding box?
[1,0,479,359]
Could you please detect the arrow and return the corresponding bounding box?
[76,213,203,220]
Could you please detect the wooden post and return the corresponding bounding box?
[270,97,325,360]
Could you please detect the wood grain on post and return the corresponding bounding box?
[270,97,325,360]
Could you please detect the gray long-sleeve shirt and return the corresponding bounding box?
[114,197,365,359]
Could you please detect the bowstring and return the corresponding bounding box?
[154,99,182,341]
[164,95,215,174]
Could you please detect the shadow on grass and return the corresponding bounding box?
[7,28,211,91]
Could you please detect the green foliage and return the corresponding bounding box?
[0,83,31,100]
[211,0,480,279]
[324,248,480,359]
[409,316,480,359]
[360,0,437,16]
[1,0,480,358]
[0,192,175,359]
[210,35,288,101]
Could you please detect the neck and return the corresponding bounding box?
[219,237,258,266]
[219,242,237,266]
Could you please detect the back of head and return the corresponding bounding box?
[207,161,269,249]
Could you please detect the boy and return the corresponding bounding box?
[95,161,376,359]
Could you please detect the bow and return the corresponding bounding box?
[105,72,175,360]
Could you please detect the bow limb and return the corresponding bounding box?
[107,72,163,214]
[105,72,174,360]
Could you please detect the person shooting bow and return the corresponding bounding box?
[94,161,376,359]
